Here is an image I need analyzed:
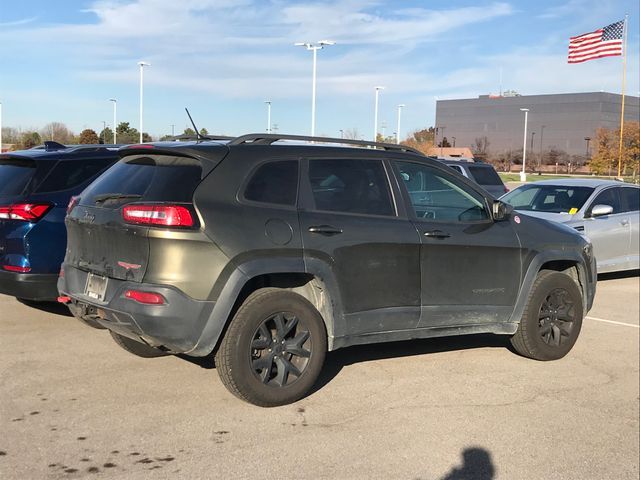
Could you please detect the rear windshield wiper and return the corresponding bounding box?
[93,193,142,204]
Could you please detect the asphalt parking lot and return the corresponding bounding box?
[0,272,638,480]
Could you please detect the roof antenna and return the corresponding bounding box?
[185,107,207,140]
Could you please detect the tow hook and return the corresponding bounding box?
[57,296,71,304]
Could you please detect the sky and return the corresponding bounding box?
[0,0,638,140]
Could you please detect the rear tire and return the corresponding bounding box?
[109,331,169,358]
[511,270,583,361]
[214,288,327,407]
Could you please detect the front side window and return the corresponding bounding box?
[308,159,394,216]
[587,187,621,215]
[244,160,298,206]
[396,161,489,222]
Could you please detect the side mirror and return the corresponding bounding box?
[590,204,613,218]
[492,200,512,221]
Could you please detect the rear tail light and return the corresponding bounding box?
[122,204,194,227]
[124,289,166,305]
[2,265,31,273]
[67,196,79,214]
[0,203,53,222]
[57,296,71,304]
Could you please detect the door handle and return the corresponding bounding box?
[308,225,343,236]
[423,230,451,239]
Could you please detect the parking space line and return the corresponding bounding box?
[586,316,640,328]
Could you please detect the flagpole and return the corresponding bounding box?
[617,15,628,177]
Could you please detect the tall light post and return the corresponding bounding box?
[396,104,405,144]
[170,124,175,137]
[109,99,117,144]
[264,101,272,133]
[102,121,107,143]
[373,86,385,141]
[294,41,335,137]
[584,137,591,159]
[520,108,529,182]
[452,136,456,147]
[539,124,545,168]
[1,102,3,154]
[138,61,151,143]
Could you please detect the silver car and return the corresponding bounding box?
[502,179,640,273]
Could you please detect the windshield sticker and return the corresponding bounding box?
[569,208,578,215]
[514,215,521,224]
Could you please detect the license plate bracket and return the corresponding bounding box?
[84,273,108,302]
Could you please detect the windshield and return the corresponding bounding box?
[502,184,594,214]
[0,160,37,196]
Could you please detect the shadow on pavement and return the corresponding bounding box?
[439,447,496,480]
[16,298,73,317]
[310,333,512,396]
[598,269,639,281]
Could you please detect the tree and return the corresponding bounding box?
[473,136,490,156]
[40,122,74,144]
[99,127,114,144]
[589,122,640,176]
[114,122,148,144]
[199,128,209,136]
[400,127,435,155]
[438,137,451,148]
[18,131,42,149]
[183,128,196,136]
[79,129,100,144]
[342,128,361,140]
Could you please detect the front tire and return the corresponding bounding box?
[511,270,583,361]
[214,288,327,407]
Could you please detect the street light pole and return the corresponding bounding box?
[373,86,385,141]
[452,136,456,148]
[530,131,536,169]
[584,137,591,158]
[0,102,3,154]
[138,61,151,143]
[520,108,529,182]
[264,101,272,133]
[396,104,405,144]
[109,99,117,144]
[102,121,107,143]
[294,41,335,137]
[539,125,545,168]
[170,124,175,137]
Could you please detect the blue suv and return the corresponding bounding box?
[0,142,119,301]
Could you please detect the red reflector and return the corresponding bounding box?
[122,205,194,227]
[0,203,52,222]
[67,196,79,214]
[124,290,166,305]
[57,296,71,304]
[2,265,31,273]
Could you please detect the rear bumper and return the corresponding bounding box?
[58,265,216,354]
[0,270,59,301]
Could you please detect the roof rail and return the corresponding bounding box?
[228,133,424,155]
[168,134,234,142]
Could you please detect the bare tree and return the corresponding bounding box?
[41,122,75,144]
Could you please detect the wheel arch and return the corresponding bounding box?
[187,257,343,356]
[510,251,589,325]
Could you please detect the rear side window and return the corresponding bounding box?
[621,187,640,212]
[244,161,298,206]
[35,158,113,193]
[308,159,394,216]
[468,165,502,186]
[0,160,36,195]
[448,165,464,175]
[79,155,202,207]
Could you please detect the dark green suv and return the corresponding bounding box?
[58,134,596,407]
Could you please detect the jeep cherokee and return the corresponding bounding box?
[58,134,596,407]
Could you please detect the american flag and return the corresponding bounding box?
[568,20,624,64]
